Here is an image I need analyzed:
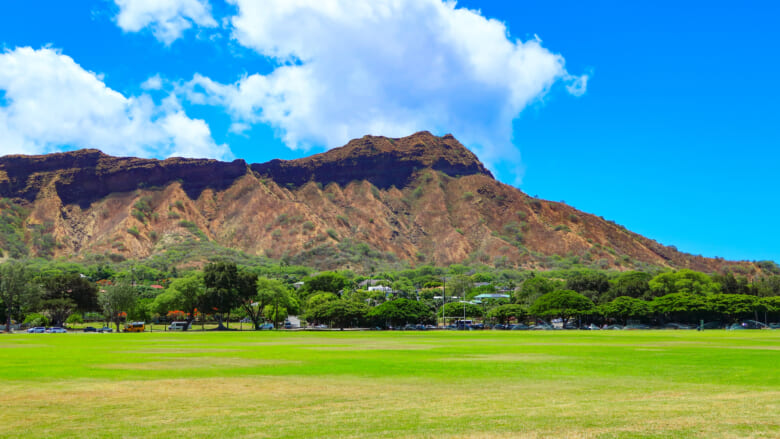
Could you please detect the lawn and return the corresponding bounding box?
[1,330,778,438]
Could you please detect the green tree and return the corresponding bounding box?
[0,260,40,332]
[152,274,205,330]
[529,290,594,327]
[447,274,472,301]
[99,283,138,332]
[565,271,609,297]
[441,302,483,320]
[651,293,707,323]
[759,296,780,322]
[236,271,262,329]
[39,272,99,326]
[486,304,527,325]
[368,298,434,327]
[606,271,652,301]
[263,304,288,326]
[308,300,369,329]
[515,276,562,306]
[649,269,721,297]
[202,262,242,329]
[599,296,651,325]
[256,278,291,329]
[302,272,348,297]
[706,294,758,323]
[711,272,751,295]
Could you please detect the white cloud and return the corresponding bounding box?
[0,47,231,160]
[115,0,217,45]
[183,0,587,176]
[141,74,163,90]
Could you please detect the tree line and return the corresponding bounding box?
[2,258,780,332]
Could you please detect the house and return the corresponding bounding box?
[358,279,384,288]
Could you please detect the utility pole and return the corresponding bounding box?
[441,276,446,328]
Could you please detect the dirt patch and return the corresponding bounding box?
[95,357,297,370]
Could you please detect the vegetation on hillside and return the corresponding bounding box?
[2,255,780,331]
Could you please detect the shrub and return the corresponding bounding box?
[462,192,474,201]
[66,314,84,324]
[302,221,315,231]
[131,209,146,222]
[326,229,339,240]
[134,197,153,214]
[167,210,180,219]
[23,313,49,327]
[127,226,140,237]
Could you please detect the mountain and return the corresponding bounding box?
[0,132,758,273]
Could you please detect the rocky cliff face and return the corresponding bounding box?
[0,149,248,207]
[0,132,757,274]
[252,131,493,189]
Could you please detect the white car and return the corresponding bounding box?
[168,321,191,331]
[47,327,68,333]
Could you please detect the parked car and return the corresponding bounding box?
[97,327,113,333]
[283,321,293,329]
[510,324,530,330]
[701,321,723,330]
[604,324,624,330]
[728,320,767,330]
[664,323,695,330]
[83,326,97,332]
[769,323,780,329]
[259,323,275,330]
[168,321,190,331]
[47,327,67,333]
[624,324,651,330]
[124,322,145,332]
[27,326,46,333]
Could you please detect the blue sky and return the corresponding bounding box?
[0,0,778,263]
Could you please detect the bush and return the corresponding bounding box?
[131,209,146,222]
[23,313,49,327]
[127,226,140,237]
[66,314,84,324]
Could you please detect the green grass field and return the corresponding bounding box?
[1,330,778,438]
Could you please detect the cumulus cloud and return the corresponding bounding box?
[141,74,163,90]
[115,0,217,44]
[0,47,231,160]
[182,0,587,175]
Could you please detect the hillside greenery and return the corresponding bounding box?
[2,252,780,330]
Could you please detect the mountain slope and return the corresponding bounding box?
[0,132,757,273]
